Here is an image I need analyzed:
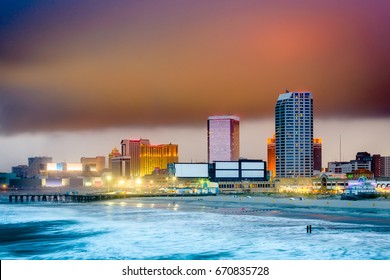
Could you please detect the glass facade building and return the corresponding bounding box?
[207,116,240,163]
[121,139,178,177]
[275,92,313,178]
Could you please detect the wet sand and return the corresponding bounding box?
[126,196,390,226]
[2,191,389,226]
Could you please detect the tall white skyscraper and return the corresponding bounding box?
[207,115,240,163]
[275,91,313,178]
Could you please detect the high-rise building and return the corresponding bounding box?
[371,154,381,178]
[207,115,240,163]
[140,143,178,176]
[121,139,150,177]
[108,147,121,169]
[275,91,313,178]
[381,156,390,177]
[267,135,276,178]
[313,138,322,172]
[112,156,131,177]
[268,135,320,177]
[121,139,178,177]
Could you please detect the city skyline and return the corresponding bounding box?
[1,1,389,171]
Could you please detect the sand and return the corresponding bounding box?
[134,195,390,210]
[2,191,389,225]
[123,195,390,226]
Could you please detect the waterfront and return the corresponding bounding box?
[1,195,389,260]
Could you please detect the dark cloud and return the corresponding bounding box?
[1,0,390,135]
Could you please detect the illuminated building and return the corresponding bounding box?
[140,143,178,176]
[356,152,372,162]
[346,169,374,180]
[313,138,322,172]
[27,157,53,178]
[328,161,370,174]
[112,156,131,177]
[43,162,83,178]
[81,156,106,174]
[381,156,390,177]
[328,152,377,175]
[267,135,276,178]
[372,154,381,178]
[121,139,178,177]
[11,165,28,179]
[0,172,17,186]
[171,160,272,194]
[275,91,313,178]
[108,147,121,169]
[207,115,240,163]
[270,135,320,177]
[121,139,150,177]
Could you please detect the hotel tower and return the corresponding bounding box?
[207,115,240,163]
[275,91,313,178]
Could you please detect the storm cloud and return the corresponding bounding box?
[1,0,390,134]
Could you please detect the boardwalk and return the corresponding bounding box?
[8,193,215,203]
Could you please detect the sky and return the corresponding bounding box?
[1,0,389,171]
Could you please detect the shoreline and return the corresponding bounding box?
[1,190,389,209]
[129,196,390,226]
[1,191,389,226]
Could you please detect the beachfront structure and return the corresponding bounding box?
[173,163,209,178]
[81,156,106,174]
[268,135,321,178]
[111,156,131,177]
[41,162,83,178]
[209,159,267,181]
[27,156,53,178]
[121,139,178,177]
[365,154,390,178]
[312,173,349,192]
[313,138,322,172]
[267,135,276,178]
[170,160,272,193]
[372,154,382,178]
[328,161,371,174]
[380,156,390,177]
[275,91,313,178]
[207,115,240,163]
[172,159,267,181]
[11,165,28,179]
[108,147,121,169]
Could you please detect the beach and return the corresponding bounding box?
[120,195,390,226]
[2,191,389,224]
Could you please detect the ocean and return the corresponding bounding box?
[1,198,389,260]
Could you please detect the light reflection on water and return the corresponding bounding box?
[0,199,389,260]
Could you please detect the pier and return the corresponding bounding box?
[8,193,215,203]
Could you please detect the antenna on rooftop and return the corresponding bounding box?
[339,135,342,162]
